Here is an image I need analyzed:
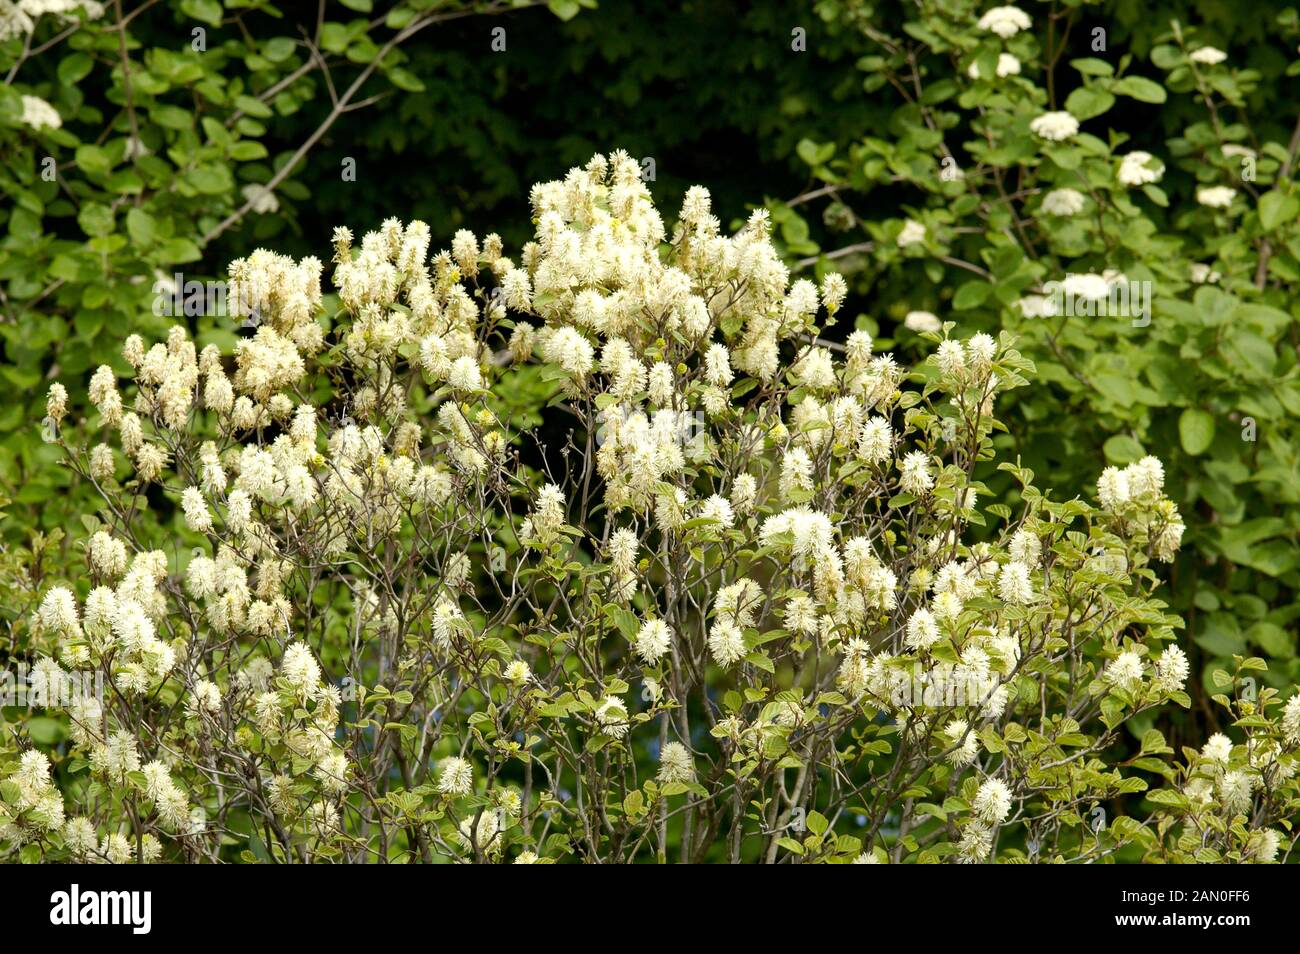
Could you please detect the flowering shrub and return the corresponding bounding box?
[3,152,1298,863]
[779,2,1300,691]
[0,0,576,538]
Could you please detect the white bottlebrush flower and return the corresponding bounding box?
[1248,828,1282,863]
[997,561,1034,604]
[447,355,483,391]
[820,272,848,312]
[857,416,893,463]
[594,694,629,739]
[708,619,747,666]
[1201,732,1233,764]
[438,757,473,796]
[905,607,941,651]
[634,618,673,664]
[1217,770,1253,814]
[181,486,213,533]
[1154,645,1189,693]
[1097,466,1131,511]
[1189,46,1227,65]
[935,339,965,378]
[1029,111,1079,142]
[699,494,734,528]
[899,450,934,495]
[945,719,980,767]
[657,741,695,783]
[504,659,533,684]
[703,343,733,387]
[1117,151,1164,187]
[1104,651,1145,690]
[977,5,1030,38]
[1283,694,1300,744]
[973,778,1012,824]
[1007,528,1041,566]
[1197,186,1237,208]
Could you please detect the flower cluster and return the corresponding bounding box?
[3,151,1294,865]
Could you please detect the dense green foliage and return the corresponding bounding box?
[2,0,1300,863]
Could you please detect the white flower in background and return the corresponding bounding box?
[1197,186,1237,208]
[1221,144,1256,159]
[19,94,61,130]
[977,5,1031,38]
[0,2,35,41]
[897,219,927,247]
[973,778,1012,824]
[241,184,280,215]
[1029,111,1079,142]
[1016,294,1056,319]
[1189,46,1227,65]
[1061,273,1110,301]
[996,53,1021,77]
[1040,188,1085,216]
[1117,151,1164,187]
[1189,263,1220,284]
[903,310,941,334]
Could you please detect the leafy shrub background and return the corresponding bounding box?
[1,0,1299,861]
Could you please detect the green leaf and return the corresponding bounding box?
[952,280,991,310]
[1102,434,1144,464]
[1064,87,1114,120]
[57,52,93,86]
[1258,191,1299,231]
[1113,76,1166,103]
[1178,409,1215,456]
[796,138,835,167]
[125,208,157,246]
[181,0,223,27]
[1246,622,1294,658]
[386,67,426,93]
